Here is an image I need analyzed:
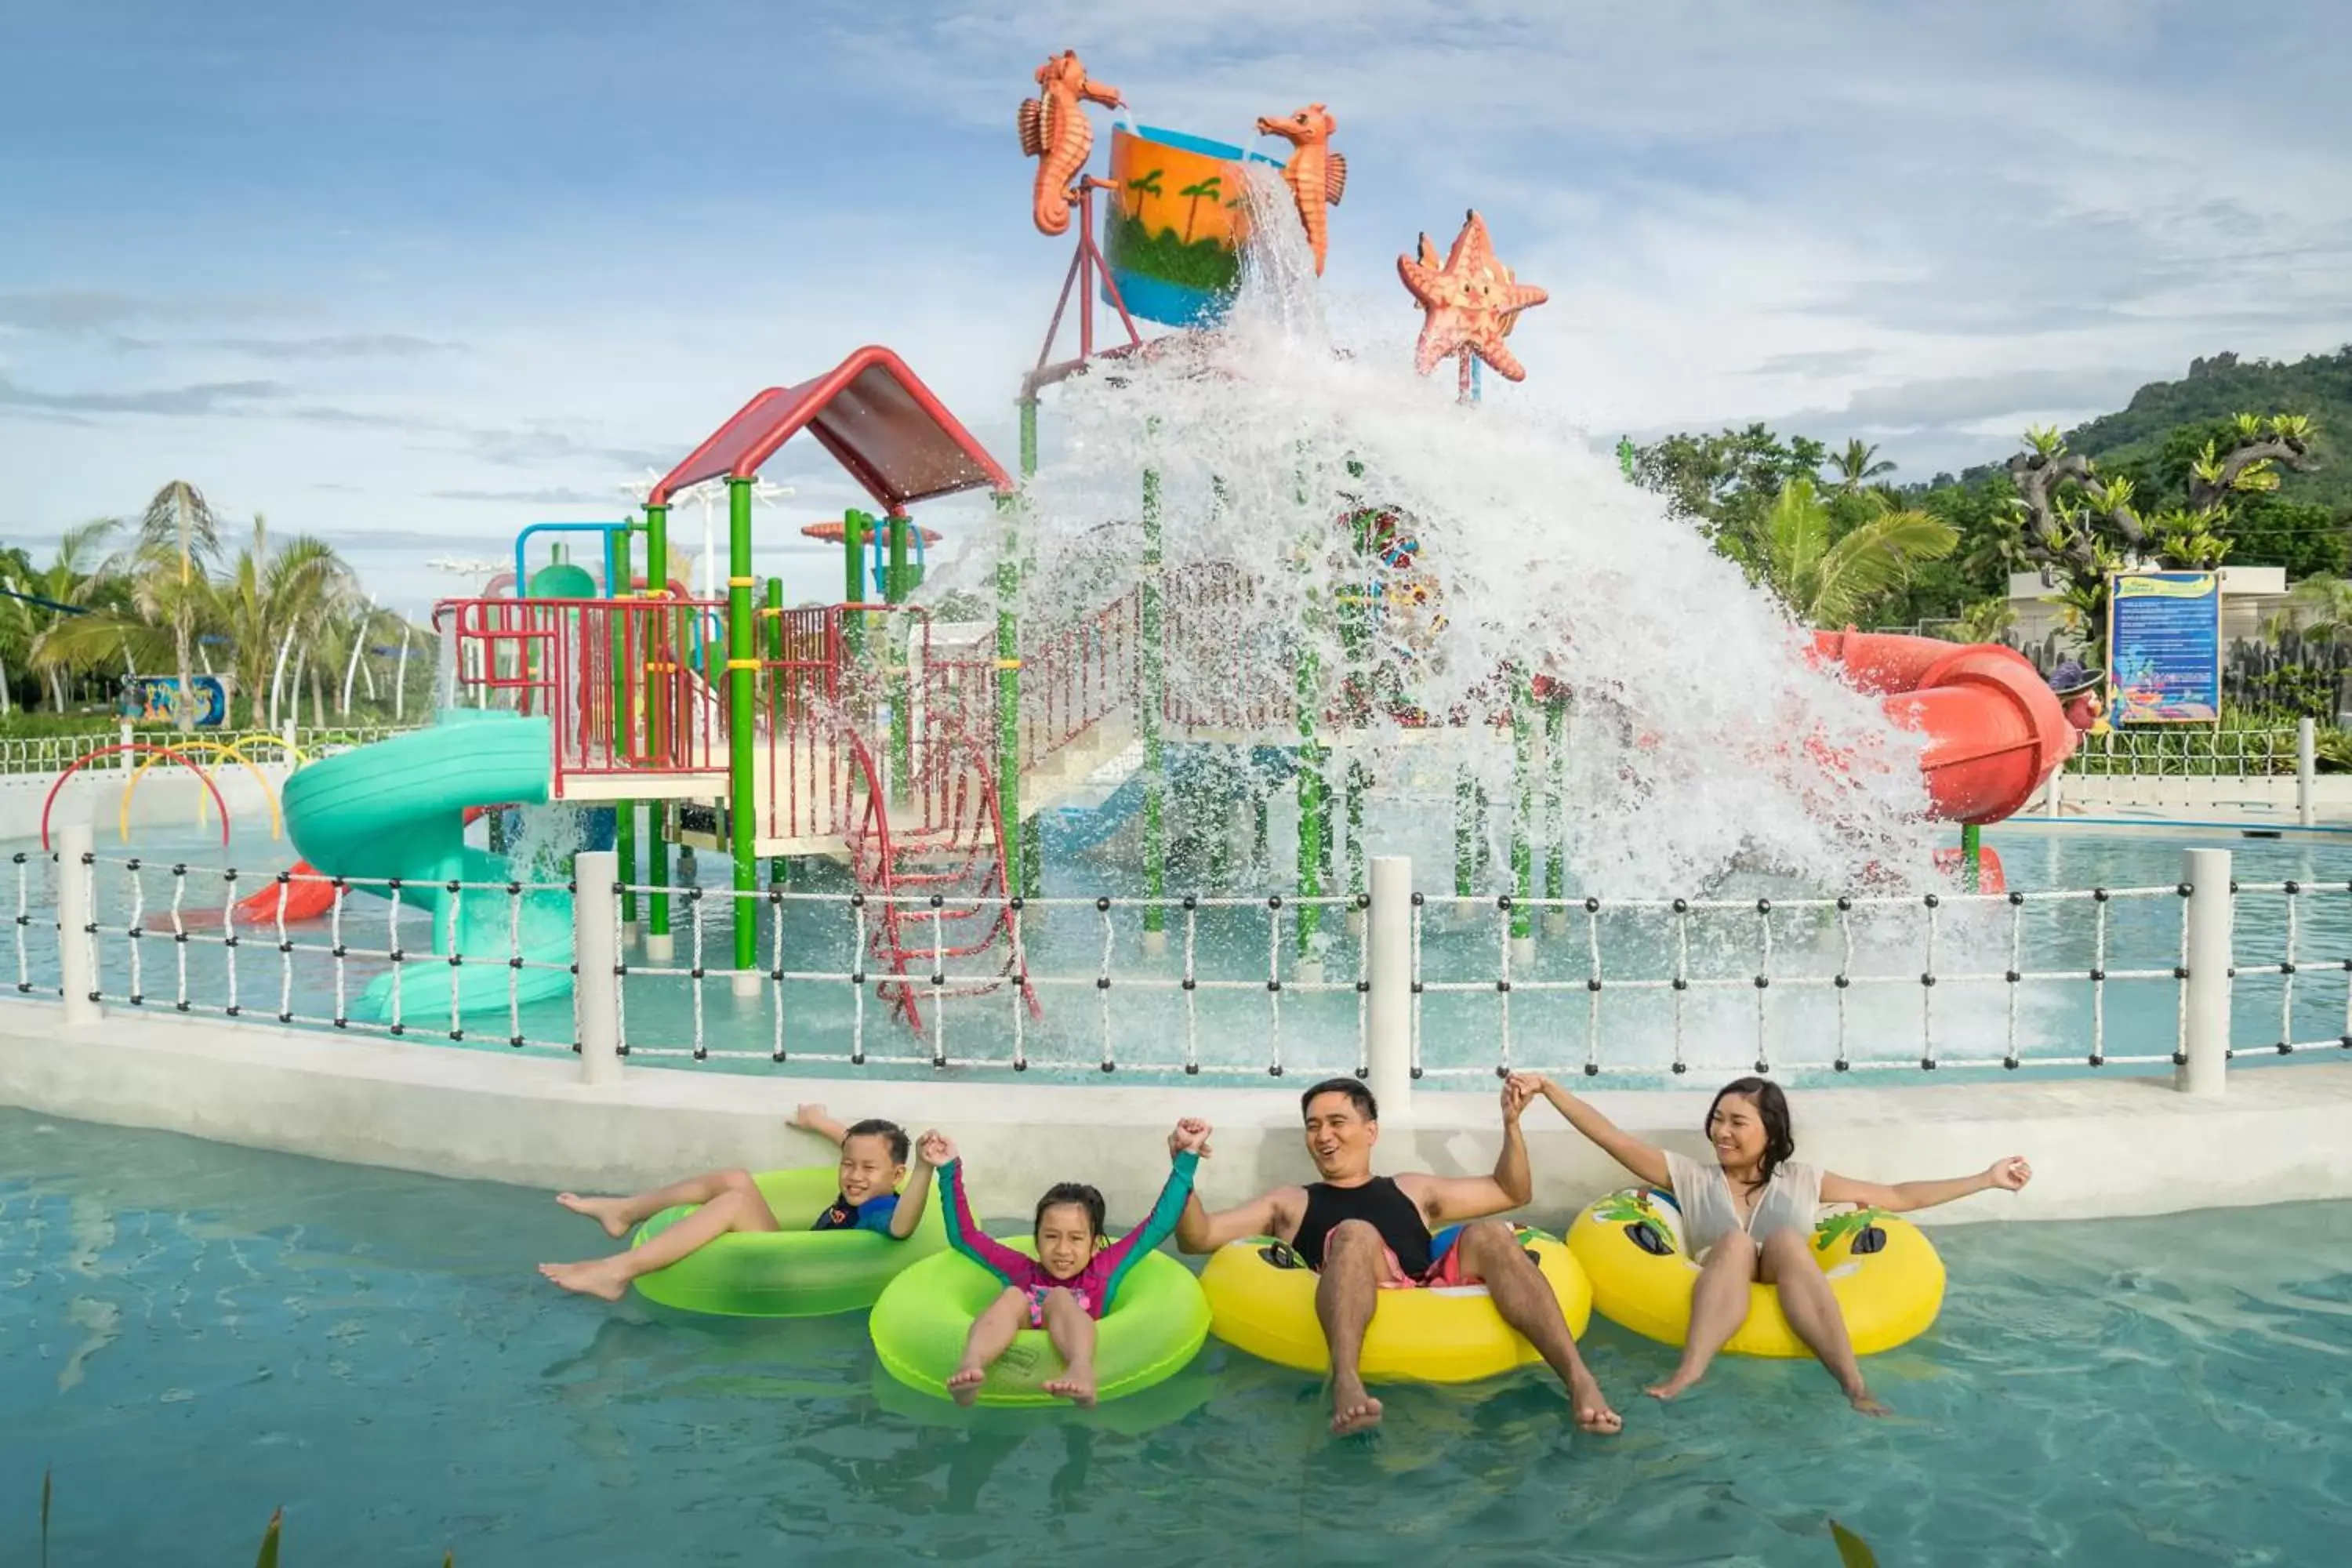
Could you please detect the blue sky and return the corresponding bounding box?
[5,0,2349,615]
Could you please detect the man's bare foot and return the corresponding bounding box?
[1846,1386,1892,1417]
[1044,1367,1098,1408]
[537,1260,629,1301]
[946,1366,988,1406]
[1329,1376,1384,1437]
[1643,1368,1701,1402]
[555,1193,633,1240]
[1571,1371,1624,1433]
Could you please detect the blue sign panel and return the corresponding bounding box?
[2106,571,2221,724]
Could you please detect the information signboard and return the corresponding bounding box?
[2106,571,2222,724]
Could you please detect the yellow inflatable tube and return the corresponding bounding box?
[1566,1188,1944,1359]
[1202,1228,1592,1384]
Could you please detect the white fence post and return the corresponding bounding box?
[2043,760,2063,818]
[2296,717,2316,826]
[56,822,101,1026]
[2177,847,2230,1097]
[574,849,622,1084]
[1367,855,1413,1120]
[117,719,132,772]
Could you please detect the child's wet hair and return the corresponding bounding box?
[1034,1182,1107,1240]
[844,1119,910,1164]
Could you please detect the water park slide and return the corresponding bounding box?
[281,710,575,1022]
[1809,630,2078,825]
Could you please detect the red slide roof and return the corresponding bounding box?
[651,345,1011,510]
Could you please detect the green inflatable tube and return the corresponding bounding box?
[630,1167,946,1318]
[869,1240,1210,1407]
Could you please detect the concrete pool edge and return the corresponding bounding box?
[4,1004,2350,1227]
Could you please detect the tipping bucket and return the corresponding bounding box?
[1101,125,1284,328]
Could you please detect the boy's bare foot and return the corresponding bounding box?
[1846,1386,1892,1417]
[946,1365,988,1406]
[1643,1367,1701,1402]
[1571,1371,1624,1433]
[1329,1374,1383,1437]
[537,1260,629,1301]
[1044,1366,1098,1408]
[555,1193,633,1240]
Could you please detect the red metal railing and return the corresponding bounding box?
[1160,565,1295,733]
[1019,586,1142,768]
[439,597,727,796]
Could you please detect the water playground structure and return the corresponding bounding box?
[49,49,2084,1049]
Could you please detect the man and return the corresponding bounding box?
[1174,1076,1620,1438]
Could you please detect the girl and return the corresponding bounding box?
[1524,1073,2030,1414]
[926,1120,1207,1406]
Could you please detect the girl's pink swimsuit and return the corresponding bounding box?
[940,1151,1200,1323]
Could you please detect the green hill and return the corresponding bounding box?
[2063,345,2352,510]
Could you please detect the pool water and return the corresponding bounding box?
[5,1107,2349,1566]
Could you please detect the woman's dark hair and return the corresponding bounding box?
[844,1118,910,1164]
[1706,1077,1795,1185]
[1034,1182,1107,1242]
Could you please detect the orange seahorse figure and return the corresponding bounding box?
[1254,103,1347,274]
[1017,50,1123,238]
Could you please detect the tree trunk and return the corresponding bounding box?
[309,659,325,728]
[175,621,196,733]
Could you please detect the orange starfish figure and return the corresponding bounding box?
[1396,209,1548,382]
[1017,50,1123,238]
[1254,103,1347,274]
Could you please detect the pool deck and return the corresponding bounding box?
[4,1001,2348,1227]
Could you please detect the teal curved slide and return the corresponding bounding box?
[281,710,575,1022]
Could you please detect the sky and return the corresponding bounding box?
[4,0,2349,618]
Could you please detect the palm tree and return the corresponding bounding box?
[208,517,350,728]
[134,481,223,731]
[1178,173,1224,242]
[2277,573,2352,643]
[1824,439,1896,497]
[1758,477,1958,626]
[1124,167,1163,220]
[7,521,116,711]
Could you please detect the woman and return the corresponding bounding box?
[1525,1073,2031,1414]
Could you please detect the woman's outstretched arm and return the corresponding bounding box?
[1517,1073,1671,1189]
[1821,1156,2031,1214]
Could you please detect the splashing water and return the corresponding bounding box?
[963,163,1941,902]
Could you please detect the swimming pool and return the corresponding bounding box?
[6,1106,2347,1565]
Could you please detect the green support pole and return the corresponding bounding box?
[1293,451,1325,961]
[1455,766,1475,898]
[884,511,913,803]
[841,510,867,659]
[1015,394,1042,898]
[1346,757,1367,904]
[727,478,758,971]
[1544,698,1566,906]
[993,487,1027,897]
[614,517,638,927]
[1253,783,1270,874]
[1510,670,1534,943]
[1961,822,1982,893]
[1140,450,1167,938]
[644,503,672,948]
[766,576,789,888]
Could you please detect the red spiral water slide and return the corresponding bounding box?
[1809,630,2079,825]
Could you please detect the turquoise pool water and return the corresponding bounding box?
[5,1107,2349,1565]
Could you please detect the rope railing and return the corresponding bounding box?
[9,833,2345,1101]
[2063,727,2299,779]
[1410,885,2196,1083]
[610,882,1367,1079]
[60,851,579,1052]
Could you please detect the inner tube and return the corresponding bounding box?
[870,1239,1209,1406]
[1200,1229,1592,1384]
[629,1167,946,1318]
[1565,1187,1945,1358]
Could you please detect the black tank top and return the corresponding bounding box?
[1294,1176,1432,1277]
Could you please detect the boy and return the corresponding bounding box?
[539,1104,937,1301]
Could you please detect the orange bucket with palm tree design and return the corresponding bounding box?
[1102,125,1285,328]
